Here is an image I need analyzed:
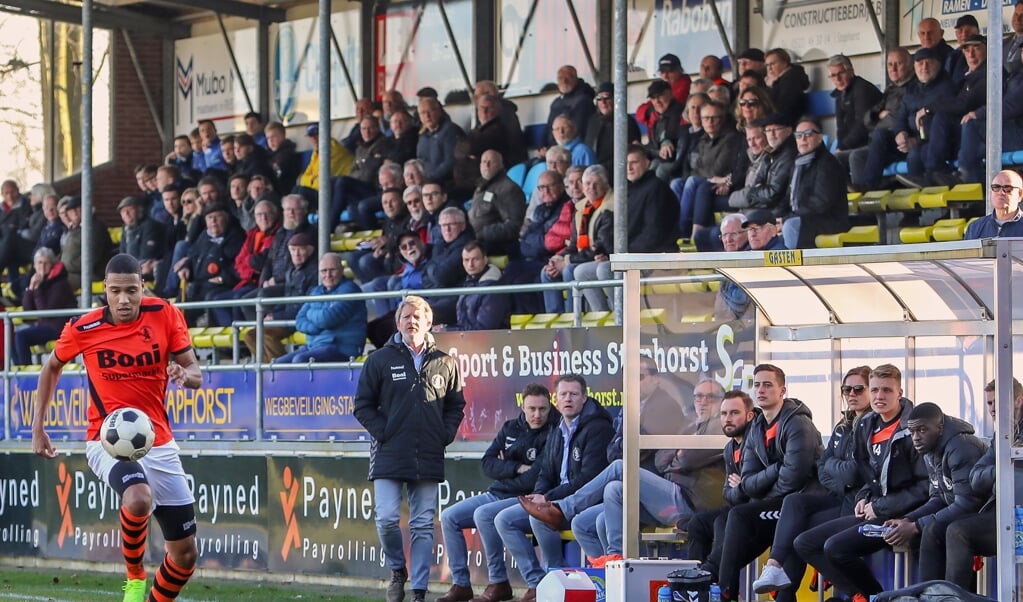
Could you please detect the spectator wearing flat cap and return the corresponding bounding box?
[585,82,642,178]
[947,14,980,84]
[175,202,245,325]
[58,195,115,293]
[242,230,320,362]
[645,79,687,163]
[854,46,956,191]
[118,196,165,283]
[636,53,692,135]
[731,48,768,98]
[743,209,787,251]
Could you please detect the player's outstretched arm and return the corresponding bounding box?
[171,348,202,389]
[32,352,67,459]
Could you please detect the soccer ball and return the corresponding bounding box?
[101,408,155,461]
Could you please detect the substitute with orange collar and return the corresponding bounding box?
[32,253,202,602]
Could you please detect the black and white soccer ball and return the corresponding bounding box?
[101,408,155,461]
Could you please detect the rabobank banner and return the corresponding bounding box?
[174,30,260,136]
[653,0,732,75]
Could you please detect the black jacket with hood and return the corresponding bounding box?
[905,416,987,530]
[818,410,866,512]
[533,396,615,501]
[740,398,824,500]
[354,333,466,482]
[483,408,561,499]
[853,398,929,519]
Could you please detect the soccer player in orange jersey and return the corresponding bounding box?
[32,253,202,602]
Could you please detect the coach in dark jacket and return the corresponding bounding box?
[781,117,849,249]
[353,296,465,600]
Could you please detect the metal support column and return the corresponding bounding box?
[565,0,599,84]
[708,0,735,67]
[986,0,1004,211]
[621,267,641,560]
[596,0,612,83]
[218,14,255,115]
[80,0,93,308]
[993,239,1015,602]
[258,19,270,121]
[360,1,374,98]
[473,0,496,83]
[862,0,885,51]
[122,31,167,148]
[612,0,627,323]
[318,0,331,255]
[435,0,475,96]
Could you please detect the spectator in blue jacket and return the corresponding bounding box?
[965,170,1023,239]
[273,251,367,363]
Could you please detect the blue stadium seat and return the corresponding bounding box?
[298,149,313,172]
[524,124,546,149]
[806,90,835,118]
[506,162,528,188]
[521,161,547,199]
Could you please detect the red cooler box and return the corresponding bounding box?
[604,559,700,602]
[537,569,598,602]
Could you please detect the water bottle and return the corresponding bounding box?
[858,523,889,538]
[708,584,722,602]
[657,584,672,602]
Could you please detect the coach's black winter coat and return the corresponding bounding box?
[354,333,466,482]
[482,409,561,499]
[532,397,614,501]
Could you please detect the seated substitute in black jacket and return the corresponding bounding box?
[780,116,849,249]
[793,364,930,599]
[945,377,1023,591]
[701,364,823,602]
[886,402,986,584]
[493,374,614,602]
[435,383,560,602]
[353,296,466,602]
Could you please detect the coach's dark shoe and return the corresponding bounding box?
[387,568,408,602]
[518,495,564,530]
[412,589,426,602]
[516,588,536,602]
[436,584,473,602]
[469,581,513,602]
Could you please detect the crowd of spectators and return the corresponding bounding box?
[6,14,1021,363]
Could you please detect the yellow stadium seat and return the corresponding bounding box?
[510,314,533,330]
[550,313,576,329]
[815,225,880,248]
[489,255,509,269]
[582,311,613,327]
[524,313,559,329]
[932,218,968,242]
[640,308,666,325]
[899,226,934,244]
[887,188,923,211]
[917,186,950,209]
[856,190,891,213]
[108,227,123,245]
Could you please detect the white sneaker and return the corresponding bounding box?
[752,564,791,594]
